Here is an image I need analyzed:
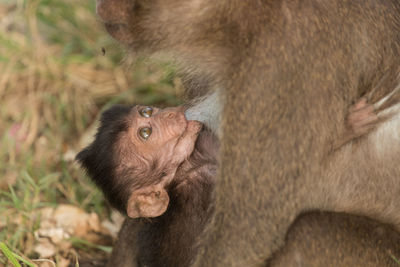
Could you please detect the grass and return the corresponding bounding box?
[0,0,181,265]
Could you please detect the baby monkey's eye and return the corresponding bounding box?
[140,107,153,118]
[139,127,152,140]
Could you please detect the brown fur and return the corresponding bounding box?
[109,213,400,267]
[95,0,400,265]
[269,212,400,267]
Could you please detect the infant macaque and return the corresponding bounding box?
[77,104,218,266]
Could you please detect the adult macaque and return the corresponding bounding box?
[77,102,400,266]
[95,0,400,265]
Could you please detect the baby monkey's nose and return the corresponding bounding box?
[163,106,185,119]
[167,112,175,118]
[163,108,178,120]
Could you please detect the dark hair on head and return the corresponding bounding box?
[76,104,134,213]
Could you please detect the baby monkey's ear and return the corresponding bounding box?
[127,183,170,218]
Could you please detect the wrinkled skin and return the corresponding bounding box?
[115,106,202,182]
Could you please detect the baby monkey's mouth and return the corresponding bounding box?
[174,119,203,151]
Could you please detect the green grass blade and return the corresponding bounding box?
[0,242,37,267]
[12,254,37,267]
[8,185,21,210]
[0,242,21,267]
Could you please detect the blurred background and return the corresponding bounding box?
[0,0,182,266]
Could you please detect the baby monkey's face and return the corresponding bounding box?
[119,105,203,170]
[114,105,203,218]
